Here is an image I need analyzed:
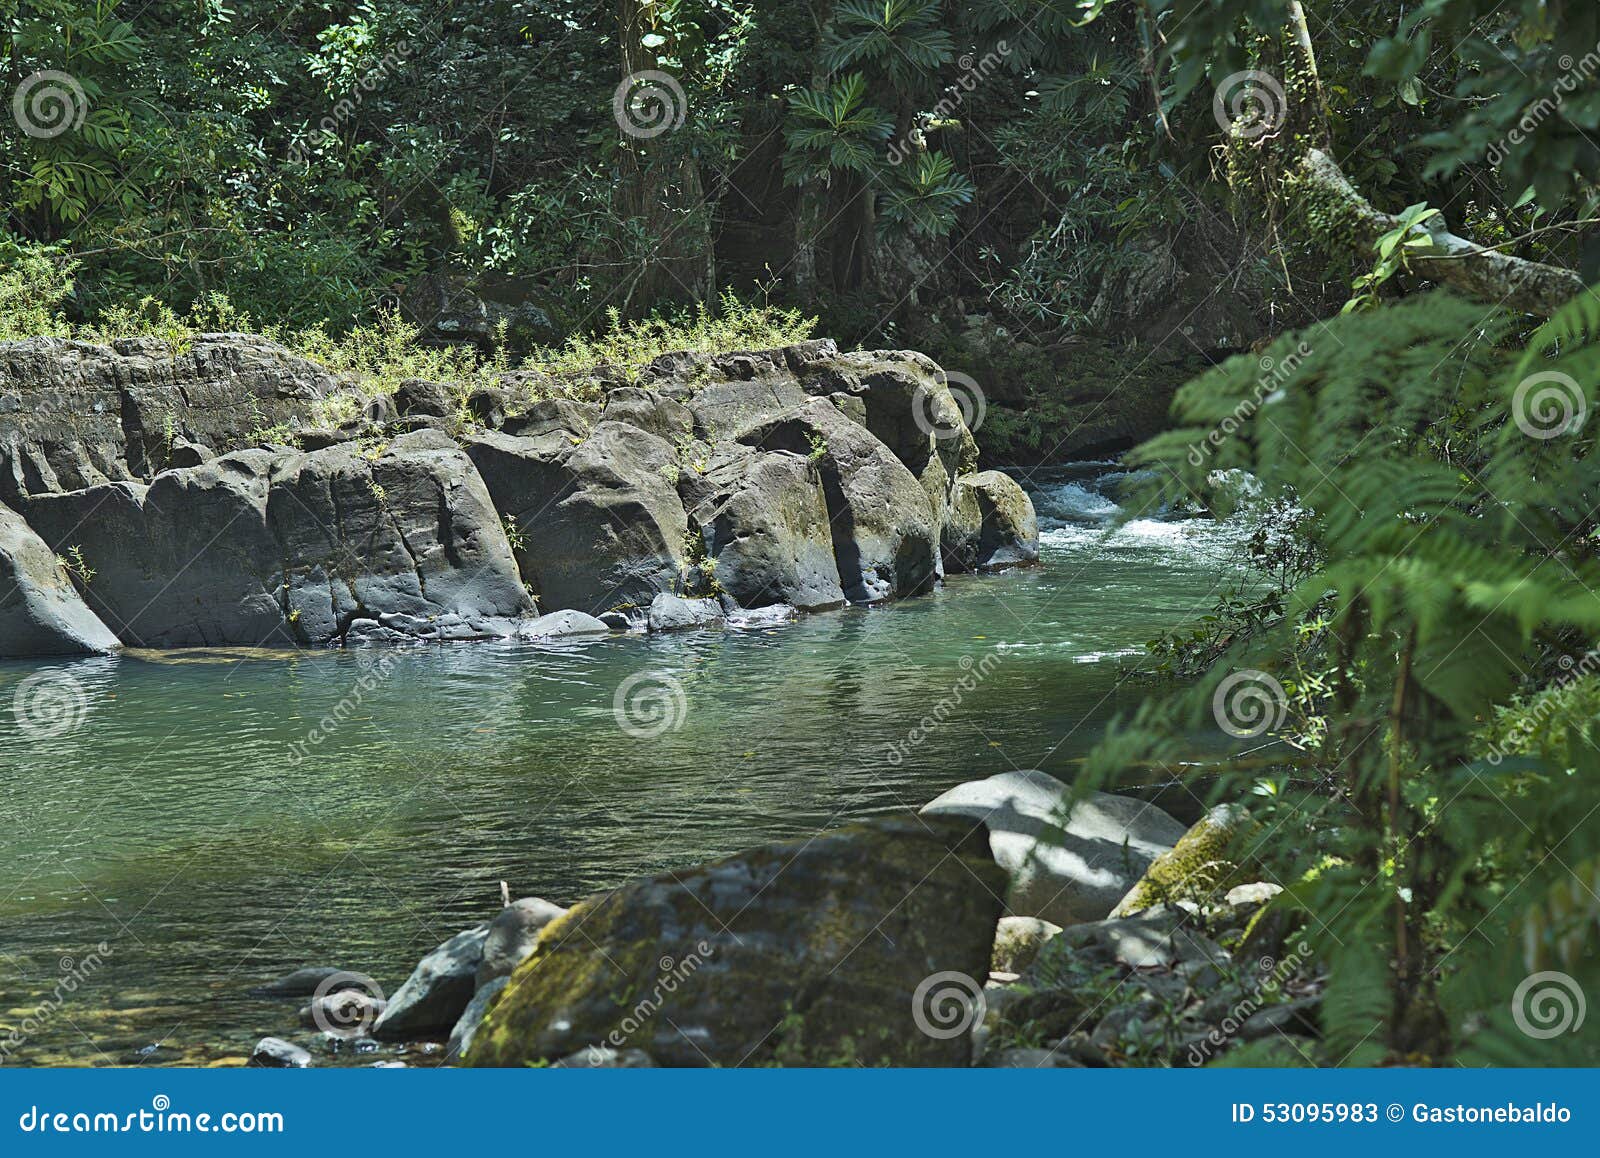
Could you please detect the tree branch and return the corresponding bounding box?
[1297,148,1590,316]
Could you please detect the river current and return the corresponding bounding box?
[0,463,1243,1065]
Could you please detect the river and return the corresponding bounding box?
[0,462,1243,1065]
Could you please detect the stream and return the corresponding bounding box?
[0,462,1245,1065]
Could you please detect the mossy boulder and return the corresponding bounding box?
[1110,804,1252,918]
[465,815,1005,1067]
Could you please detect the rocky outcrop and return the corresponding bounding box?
[0,334,334,502]
[921,770,1188,926]
[942,470,1040,573]
[466,423,689,615]
[20,430,533,647]
[0,334,1039,652]
[0,502,118,657]
[465,815,1005,1067]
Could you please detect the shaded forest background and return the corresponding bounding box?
[7,0,1595,462]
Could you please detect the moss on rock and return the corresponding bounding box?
[1110,804,1253,918]
[466,815,1006,1067]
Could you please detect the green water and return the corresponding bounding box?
[0,465,1243,1066]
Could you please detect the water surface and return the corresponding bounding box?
[0,465,1241,1065]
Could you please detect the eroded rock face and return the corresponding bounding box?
[0,335,1039,648]
[943,470,1041,573]
[466,815,1006,1068]
[0,502,119,657]
[0,334,334,502]
[20,430,532,647]
[466,423,689,615]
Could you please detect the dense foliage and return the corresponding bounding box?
[4,0,1600,1067]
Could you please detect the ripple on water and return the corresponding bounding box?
[0,463,1245,1065]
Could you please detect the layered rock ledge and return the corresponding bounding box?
[0,336,1039,656]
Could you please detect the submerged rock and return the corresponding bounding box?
[249,966,357,998]
[515,610,612,639]
[371,924,489,1042]
[0,501,118,657]
[921,770,1187,926]
[466,815,1005,1068]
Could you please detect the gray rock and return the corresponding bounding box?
[1056,909,1229,971]
[991,915,1062,974]
[600,388,693,443]
[466,815,1005,1068]
[21,430,532,647]
[743,399,940,603]
[0,333,334,501]
[476,897,569,986]
[448,975,508,1060]
[727,603,797,629]
[679,445,846,611]
[249,966,356,998]
[298,990,386,1033]
[466,423,689,614]
[371,924,489,1042]
[393,378,456,419]
[248,1037,311,1068]
[0,501,119,657]
[516,610,612,639]
[921,770,1188,926]
[646,592,725,633]
[799,349,979,530]
[942,471,1040,572]
[501,398,599,439]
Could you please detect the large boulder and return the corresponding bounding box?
[0,502,119,657]
[466,423,689,615]
[921,770,1188,926]
[942,471,1040,573]
[20,429,532,647]
[678,444,846,611]
[476,898,569,986]
[743,399,940,603]
[797,349,980,530]
[466,816,1005,1067]
[0,334,333,501]
[371,924,489,1042]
